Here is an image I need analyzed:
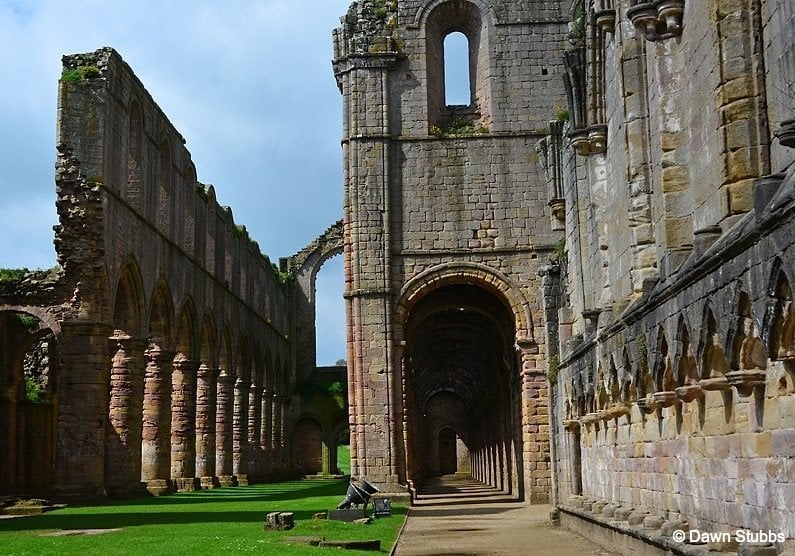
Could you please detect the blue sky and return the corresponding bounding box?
[0,0,351,364]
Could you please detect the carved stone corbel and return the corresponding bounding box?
[627,0,684,41]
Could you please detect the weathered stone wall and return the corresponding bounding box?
[335,0,567,502]
[545,0,795,549]
[1,48,296,500]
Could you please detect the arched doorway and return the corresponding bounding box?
[0,310,58,496]
[401,283,522,495]
[438,427,457,475]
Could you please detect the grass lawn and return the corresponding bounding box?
[0,479,405,555]
[337,444,351,476]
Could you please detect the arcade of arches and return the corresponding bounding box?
[401,284,520,492]
[2,0,795,551]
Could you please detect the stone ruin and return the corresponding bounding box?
[1,0,794,553]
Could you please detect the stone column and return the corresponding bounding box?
[259,389,274,478]
[170,354,199,491]
[247,384,262,480]
[195,364,220,488]
[270,393,280,451]
[105,332,147,498]
[519,346,551,504]
[232,377,250,484]
[280,395,291,472]
[215,370,235,486]
[52,321,112,502]
[141,344,173,495]
[0,376,19,494]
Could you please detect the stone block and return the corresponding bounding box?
[328,508,366,522]
[264,512,295,531]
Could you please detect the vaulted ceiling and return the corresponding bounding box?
[404,284,516,417]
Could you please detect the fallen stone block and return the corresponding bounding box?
[318,539,381,551]
[264,511,295,531]
[328,508,365,522]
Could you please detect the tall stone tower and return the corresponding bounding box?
[333,0,569,502]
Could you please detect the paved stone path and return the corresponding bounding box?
[393,476,616,555]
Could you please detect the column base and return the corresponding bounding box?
[234,474,249,486]
[218,475,236,487]
[173,477,200,491]
[200,476,220,489]
[145,479,173,496]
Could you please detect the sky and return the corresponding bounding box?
[0,0,352,365]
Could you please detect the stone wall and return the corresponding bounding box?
[544,0,795,550]
[0,48,296,500]
[335,0,568,502]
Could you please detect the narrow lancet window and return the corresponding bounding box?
[444,32,470,106]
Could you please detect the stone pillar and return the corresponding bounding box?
[105,332,147,498]
[170,355,199,491]
[215,370,235,486]
[260,389,274,476]
[195,364,220,487]
[0,375,19,494]
[334,32,402,488]
[321,430,332,476]
[232,377,250,484]
[270,394,281,451]
[141,345,173,495]
[519,347,551,503]
[52,321,112,502]
[247,384,262,480]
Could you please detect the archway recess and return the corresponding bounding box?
[400,283,522,495]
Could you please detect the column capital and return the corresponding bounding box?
[109,332,148,352]
[262,389,275,399]
[145,345,175,364]
[172,355,199,372]
[217,369,235,384]
[197,365,221,381]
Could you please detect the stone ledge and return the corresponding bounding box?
[560,505,732,556]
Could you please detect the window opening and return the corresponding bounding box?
[444,32,470,106]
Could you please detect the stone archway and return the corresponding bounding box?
[283,221,344,384]
[0,310,59,496]
[399,281,523,496]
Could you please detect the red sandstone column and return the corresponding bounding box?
[195,364,220,487]
[232,377,250,484]
[170,355,199,490]
[215,370,235,486]
[141,345,173,494]
[105,332,146,497]
[247,384,262,480]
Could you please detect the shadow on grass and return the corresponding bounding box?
[0,508,332,532]
[0,479,407,536]
[95,480,348,507]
